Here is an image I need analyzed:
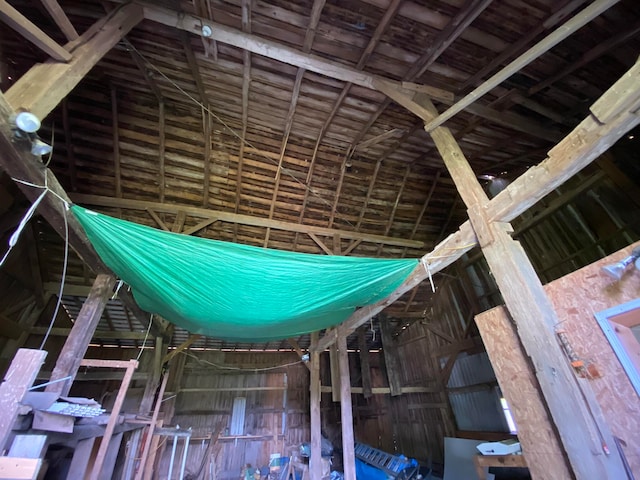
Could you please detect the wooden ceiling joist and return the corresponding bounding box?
[0,0,72,62]
[69,193,425,249]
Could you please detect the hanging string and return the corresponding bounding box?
[421,257,436,293]
[40,194,70,350]
[370,318,376,343]
[0,188,47,267]
[136,314,154,361]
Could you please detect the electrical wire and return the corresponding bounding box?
[40,190,70,350]
[136,314,154,361]
[181,350,303,372]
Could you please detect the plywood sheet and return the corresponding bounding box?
[476,308,572,480]
[477,242,640,478]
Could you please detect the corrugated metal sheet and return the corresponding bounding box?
[447,352,496,389]
[449,390,507,432]
[447,352,507,432]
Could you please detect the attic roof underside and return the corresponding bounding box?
[1,0,639,350]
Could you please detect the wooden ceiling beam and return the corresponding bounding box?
[422,0,621,133]
[180,31,208,104]
[0,0,72,62]
[69,193,426,249]
[141,4,452,103]
[5,3,143,120]
[40,0,78,41]
[528,19,640,96]
[406,0,494,80]
[459,0,590,92]
[374,79,563,142]
[314,57,640,352]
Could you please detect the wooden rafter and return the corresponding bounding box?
[5,3,143,120]
[459,0,591,91]
[529,19,640,96]
[39,0,78,40]
[263,0,325,247]
[0,0,72,62]
[233,0,252,243]
[70,193,426,249]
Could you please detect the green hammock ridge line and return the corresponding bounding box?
[72,205,419,341]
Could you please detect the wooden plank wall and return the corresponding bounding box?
[154,351,310,480]
[476,242,640,477]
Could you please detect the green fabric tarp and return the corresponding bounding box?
[72,205,419,341]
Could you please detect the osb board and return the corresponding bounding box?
[477,241,640,478]
[475,308,572,480]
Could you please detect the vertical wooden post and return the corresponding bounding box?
[66,438,96,480]
[87,359,138,480]
[467,217,625,479]
[46,274,116,397]
[329,343,340,402]
[309,332,322,480]
[139,336,165,416]
[416,92,626,479]
[135,371,169,480]
[0,349,47,452]
[356,328,372,399]
[379,317,403,396]
[337,329,356,480]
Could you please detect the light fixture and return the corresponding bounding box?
[31,138,52,156]
[14,111,41,133]
[601,246,640,281]
[202,25,213,37]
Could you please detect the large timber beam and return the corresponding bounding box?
[69,193,425,249]
[0,71,163,338]
[314,57,640,352]
[5,3,143,120]
[141,4,453,104]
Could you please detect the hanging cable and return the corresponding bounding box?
[122,39,359,231]
[40,195,70,350]
[136,314,154,361]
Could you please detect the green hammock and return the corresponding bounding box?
[72,206,418,341]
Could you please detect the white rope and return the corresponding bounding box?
[422,257,436,293]
[136,315,154,361]
[40,198,70,350]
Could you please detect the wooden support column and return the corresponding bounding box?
[329,343,340,402]
[356,328,372,399]
[66,438,95,480]
[417,93,627,478]
[0,349,47,452]
[467,216,625,479]
[309,332,322,480]
[337,329,356,480]
[85,358,138,480]
[379,317,402,396]
[139,336,165,416]
[46,274,116,397]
